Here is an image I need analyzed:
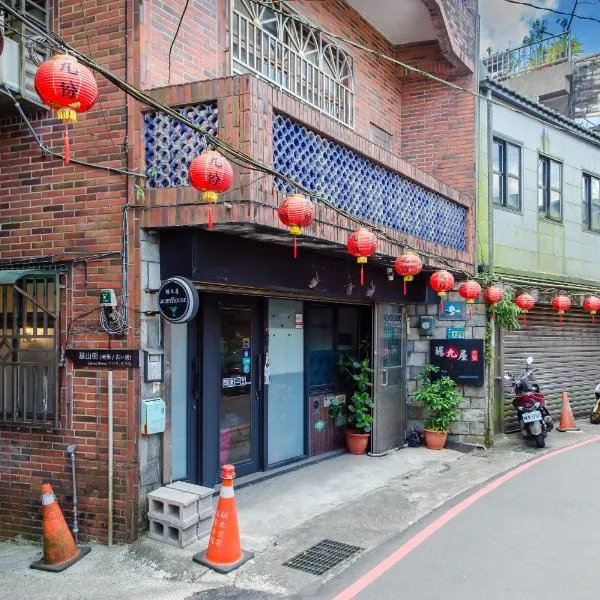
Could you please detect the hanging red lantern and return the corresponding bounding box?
[583,296,600,325]
[483,285,504,320]
[429,270,454,313]
[515,293,535,328]
[188,150,234,230]
[34,54,98,165]
[551,295,571,326]
[458,280,482,320]
[394,252,423,295]
[277,194,315,259]
[347,229,378,286]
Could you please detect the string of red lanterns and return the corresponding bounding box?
[551,295,571,326]
[515,293,535,328]
[188,150,234,229]
[429,270,455,314]
[34,54,98,165]
[483,285,504,320]
[458,280,481,320]
[583,296,600,325]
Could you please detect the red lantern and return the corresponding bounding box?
[278,194,315,259]
[551,295,571,326]
[34,54,98,164]
[429,270,454,313]
[483,285,504,320]
[458,280,482,320]
[515,293,535,328]
[188,150,234,229]
[583,296,600,325]
[394,252,423,295]
[347,229,378,286]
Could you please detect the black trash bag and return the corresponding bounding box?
[408,427,422,447]
[591,400,600,424]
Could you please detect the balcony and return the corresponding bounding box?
[0,0,49,113]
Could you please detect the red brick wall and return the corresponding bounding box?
[0,0,139,543]
[397,41,476,196]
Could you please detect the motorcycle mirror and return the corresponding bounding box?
[526,357,534,366]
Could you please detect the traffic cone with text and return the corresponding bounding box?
[30,483,91,572]
[193,464,254,573]
[556,391,581,432]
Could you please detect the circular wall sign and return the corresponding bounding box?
[158,277,199,324]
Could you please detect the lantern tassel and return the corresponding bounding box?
[560,314,564,326]
[523,315,527,329]
[490,310,495,321]
[439,298,444,315]
[293,237,298,260]
[208,205,213,230]
[64,125,70,165]
[468,305,472,321]
[360,264,364,287]
[403,278,407,296]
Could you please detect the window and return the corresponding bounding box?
[583,173,600,231]
[0,274,58,427]
[370,124,393,152]
[231,0,354,127]
[492,138,521,209]
[538,155,562,220]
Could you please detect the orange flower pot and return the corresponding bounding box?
[346,430,370,455]
[424,429,448,450]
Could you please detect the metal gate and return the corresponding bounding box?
[502,306,600,432]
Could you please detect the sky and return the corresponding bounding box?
[479,0,600,56]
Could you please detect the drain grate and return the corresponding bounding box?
[282,539,363,576]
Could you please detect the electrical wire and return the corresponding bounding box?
[503,0,600,24]
[168,0,191,86]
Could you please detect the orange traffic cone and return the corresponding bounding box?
[556,392,581,432]
[193,464,254,573]
[30,483,91,572]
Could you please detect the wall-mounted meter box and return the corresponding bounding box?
[419,316,435,337]
[141,398,166,435]
[144,350,164,382]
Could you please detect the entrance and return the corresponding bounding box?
[200,295,262,484]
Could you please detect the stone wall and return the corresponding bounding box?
[405,291,489,446]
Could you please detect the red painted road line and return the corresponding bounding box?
[333,436,600,600]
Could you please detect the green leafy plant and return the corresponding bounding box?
[493,287,520,330]
[413,364,465,432]
[340,355,374,433]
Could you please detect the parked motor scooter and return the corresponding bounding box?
[590,384,600,424]
[504,357,554,448]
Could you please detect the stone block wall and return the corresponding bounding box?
[405,290,490,446]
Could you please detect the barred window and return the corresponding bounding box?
[231,0,355,127]
[0,272,59,427]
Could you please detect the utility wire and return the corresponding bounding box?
[503,0,600,24]
[168,0,191,86]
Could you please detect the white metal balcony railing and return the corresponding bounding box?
[483,31,572,81]
[231,0,355,128]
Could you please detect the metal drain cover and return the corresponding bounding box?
[282,539,363,576]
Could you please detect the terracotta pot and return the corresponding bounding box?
[424,429,448,450]
[346,429,370,455]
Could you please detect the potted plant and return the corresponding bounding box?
[340,355,374,455]
[413,364,464,450]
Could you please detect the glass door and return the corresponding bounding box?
[218,304,260,477]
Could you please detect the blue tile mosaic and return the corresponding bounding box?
[144,103,218,188]
[272,115,467,251]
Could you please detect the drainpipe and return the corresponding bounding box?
[108,369,113,547]
[486,89,494,276]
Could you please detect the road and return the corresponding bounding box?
[320,437,600,600]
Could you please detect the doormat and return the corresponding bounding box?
[445,440,487,456]
[282,539,363,576]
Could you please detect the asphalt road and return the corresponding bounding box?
[322,437,600,600]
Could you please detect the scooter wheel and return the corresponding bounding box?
[535,433,545,448]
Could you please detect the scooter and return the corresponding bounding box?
[504,357,554,448]
[591,384,600,424]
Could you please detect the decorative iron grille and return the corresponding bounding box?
[483,32,572,80]
[231,0,354,128]
[272,115,467,251]
[144,103,218,188]
[0,274,59,427]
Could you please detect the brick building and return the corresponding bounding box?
[0,0,480,544]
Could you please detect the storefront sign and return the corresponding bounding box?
[438,301,466,320]
[447,327,466,339]
[295,313,303,329]
[222,376,248,388]
[429,339,484,386]
[157,277,199,324]
[67,349,139,368]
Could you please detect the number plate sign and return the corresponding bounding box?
[158,277,199,324]
[522,410,542,423]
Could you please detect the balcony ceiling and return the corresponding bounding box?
[346,0,436,45]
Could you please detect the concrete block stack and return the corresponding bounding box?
[147,482,214,548]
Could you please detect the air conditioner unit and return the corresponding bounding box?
[0,37,21,93]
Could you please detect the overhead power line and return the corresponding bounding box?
[503,0,600,24]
